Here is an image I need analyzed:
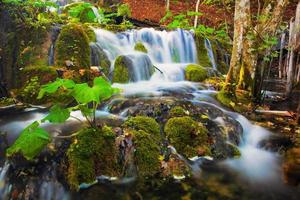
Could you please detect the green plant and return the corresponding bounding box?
[117,3,131,18]
[7,77,120,160]
[19,76,42,103]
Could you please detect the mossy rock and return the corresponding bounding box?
[83,24,96,43]
[123,116,161,177]
[131,129,161,177]
[123,116,160,138]
[185,64,208,82]
[169,106,188,118]
[134,42,148,53]
[194,33,212,68]
[226,143,241,158]
[17,28,49,69]
[112,55,131,83]
[164,116,209,158]
[20,66,58,85]
[0,97,15,107]
[18,76,44,104]
[55,23,91,69]
[112,54,154,83]
[67,127,121,190]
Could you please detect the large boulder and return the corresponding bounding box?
[112,54,154,83]
[165,116,209,158]
[122,116,161,177]
[55,24,91,69]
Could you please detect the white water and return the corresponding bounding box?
[204,38,217,70]
[94,28,282,184]
[93,28,199,82]
[226,115,281,183]
[0,28,285,198]
[0,162,10,199]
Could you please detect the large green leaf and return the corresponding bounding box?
[6,122,51,160]
[71,83,98,104]
[93,77,114,101]
[71,77,119,104]
[38,79,75,99]
[42,105,71,123]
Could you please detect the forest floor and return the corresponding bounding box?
[122,0,298,28]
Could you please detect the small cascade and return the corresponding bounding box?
[90,43,102,66]
[126,54,154,81]
[39,164,70,200]
[226,115,281,183]
[204,38,217,70]
[48,26,60,66]
[0,162,11,199]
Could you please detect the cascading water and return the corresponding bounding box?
[0,27,296,199]
[204,38,217,70]
[92,28,198,82]
[0,162,10,198]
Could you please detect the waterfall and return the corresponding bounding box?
[48,26,60,66]
[92,28,198,82]
[204,38,217,70]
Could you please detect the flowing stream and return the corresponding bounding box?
[0,27,298,199]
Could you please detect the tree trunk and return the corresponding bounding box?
[224,0,250,92]
[286,19,295,96]
[278,32,286,79]
[194,0,201,29]
[166,0,170,12]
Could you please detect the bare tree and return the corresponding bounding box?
[194,0,201,28]
[166,0,170,12]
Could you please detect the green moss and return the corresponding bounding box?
[185,64,208,82]
[169,106,188,117]
[21,65,58,85]
[67,127,121,190]
[164,116,209,158]
[194,33,212,67]
[227,143,241,158]
[55,24,91,69]
[216,90,251,113]
[216,90,235,109]
[134,42,148,53]
[123,116,161,177]
[112,55,130,83]
[132,130,161,177]
[83,24,96,43]
[18,76,43,104]
[0,97,15,107]
[123,116,160,138]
